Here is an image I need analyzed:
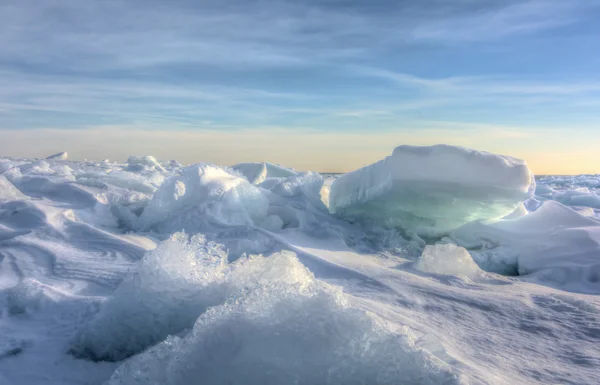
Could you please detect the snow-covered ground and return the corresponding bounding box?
[0,148,599,385]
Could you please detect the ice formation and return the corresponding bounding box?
[329,145,535,234]
[126,155,165,172]
[0,175,26,202]
[1,150,600,385]
[232,162,296,185]
[414,244,481,278]
[105,244,459,385]
[138,164,269,232]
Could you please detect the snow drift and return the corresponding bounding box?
[452,201,600,292]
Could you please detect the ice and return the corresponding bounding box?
[126,155,166,172]
[105,248,459,385]
[70,233,230,361]
[2,151,600,385]
[0,175,26,202]
[138,164,269,232]
[46,152,68,160]
[231,162,296,185]
[414,244,482,278]
[329,144,535,234]
[452,201,600,292]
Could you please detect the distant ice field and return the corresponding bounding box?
[0,146,599,385]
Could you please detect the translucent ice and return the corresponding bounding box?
[414,244,481,278]
[105,248,459,385]
[0,175,26,202]
[71,234,316,361]
[126,155,165,172]
[329,145,535,234]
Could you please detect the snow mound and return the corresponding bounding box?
[46,151,68,160]
[4,278,55,315]
[105,250,459,385]
[415,244,482,278]
[138,164,268,232]
[232,162,296,185]
[329,144,535,234]
[452,201,600,292]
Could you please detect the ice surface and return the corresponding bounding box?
[106,249,459,385]
[329,144,535,234]
[1,152,600,385]
[138,164,269,232]
[231,162,296,185]
[414,244,481,278]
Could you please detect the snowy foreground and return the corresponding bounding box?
[0,146,599,385]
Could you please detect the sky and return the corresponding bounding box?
[1,0,600,174]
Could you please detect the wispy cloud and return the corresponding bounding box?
[1,0,599,175]
[411,1,594,42]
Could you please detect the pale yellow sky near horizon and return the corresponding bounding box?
[0,127,598,175]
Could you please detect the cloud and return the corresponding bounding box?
[411,1,594,42]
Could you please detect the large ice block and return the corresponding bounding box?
[329,145,535,233]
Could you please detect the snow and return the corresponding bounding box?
[329,145,535,234]
[0,149,599,385]
[138,164,269,232]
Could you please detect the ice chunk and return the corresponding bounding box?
[231,162,296,185]
[126,155,165,172]
[414,244,481,278]
[138,164,268,232]
[71,233,230,361]
[452,201,600,292]
[329,145,535,234]
[71,234,311,361]
[0,175,26,201]
[46,151,68,160]
[105,250,459,385]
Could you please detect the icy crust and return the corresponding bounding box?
[231,162,296,185]
[329,145,535,233]
[102,237,460,385]
[138,164,269,232]
[452,201,600,292]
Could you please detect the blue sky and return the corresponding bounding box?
[1,0,600,173]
